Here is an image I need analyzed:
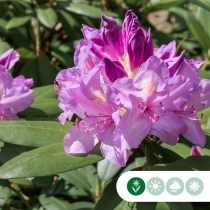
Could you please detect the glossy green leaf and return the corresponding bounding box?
[37,8,58,29]
[166,202,193,210]
[66,3,104,19]
[69,202,95,210]
[0,143,102,178]
[199,69,210,79]
[18,99,61,117]
[149,0,185,11]
[6,15,31,29]
[188,0,210,12]
[144,156,210,171]
[141,140,183,166]
[33,85,57,99]
[16,47,37,59]
[161,143,191,158]
[0,179,10,206]
[38,52,58,86]
[97,159,121,181]
[0,143,33,163]
[0,121,73,147]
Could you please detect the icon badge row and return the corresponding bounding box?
[127,177,204,196]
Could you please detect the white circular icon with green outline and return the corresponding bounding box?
[166,177,184,195]
[147,177,165,195]
[186,177,204,196]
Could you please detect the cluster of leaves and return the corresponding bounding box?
[0,0,210,209]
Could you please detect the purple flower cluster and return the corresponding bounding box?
[0,49,34,120]
[56,10,210,166]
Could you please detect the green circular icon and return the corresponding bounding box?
[166,177,184,196]
[127,177,145,196]
[185,177,204,196]
[147,177,165,195]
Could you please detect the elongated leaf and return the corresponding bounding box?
[149,0,185,11]
[10,178,33,186]
[196,0,210,37]
[6,15,31,29]
[31,176,54,186]
[144,156,210,171]
[0,143,102,178]
[141,140,182,166]
[97,159,121,181]
[0,39,10,55]
[66,3,104,19]
[39,195,71,210]
[0,143,33,163]
[0,121,73,147]
[16,47,37,59]
[33,85,57,99]
[19,59,39,87]
[37,7,58,29]
[60,165,98,195]
[69,202,95,210]
[170,7,210,50]
[38,52,58,86]
[156,202,170,210]
[0,179,10,206]
[166,202,193,210]
[18,99,61,117]
[188,0,210,12]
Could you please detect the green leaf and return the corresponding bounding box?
[0,143,33,163]
[141,140,183,166]
[0,121,73,147]
[33,85,57,99]
[10,178,33,186]
[18,99,61,117]
[31,176,54,186]
[170,7,210,50]
[39,195,71,210]
[115,201,157,210]
[60,165,98,195]
[16,47,37,59]
[161,143,191,158]
[66,3,104,19]
[0,143,102,178]
[199,70,210,79]
[97,159,121,181]
[51,50,74,68]
[156,202,170,210]
[188,0,210,12]
[95,178,122,210]
[149,0,185,11]
[69,202,95,210]
[144,156,210,171]
[19,59,39,87]
[166,202,193,210]
[0,179,11,206]
[37,7,58,29]
[38,52,58,86]
[0,39,10,55]
[6,15,31,29]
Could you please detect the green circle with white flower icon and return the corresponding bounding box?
[127,177,145,196]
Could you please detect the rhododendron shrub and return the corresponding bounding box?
[56,10,210,166]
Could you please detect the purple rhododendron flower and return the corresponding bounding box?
[56,10,210,166]
[0,49,34,120]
